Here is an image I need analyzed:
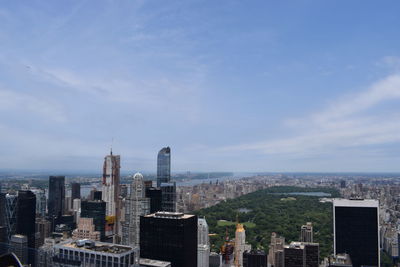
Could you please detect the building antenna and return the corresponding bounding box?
[110,137,114,155]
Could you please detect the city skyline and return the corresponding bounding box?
[1,1,400,172]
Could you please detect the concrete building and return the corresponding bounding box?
[198,218,210,267]
[72,217,101,241]
[122,173,150,247]
[53,239,139,266]
[9,234,28,265]
[139,258,171,267]
[268,232,285,267]
[300,222,313,243]
[235,223,251,267]
[102,151,121,217]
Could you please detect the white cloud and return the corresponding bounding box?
[220,73,400,156]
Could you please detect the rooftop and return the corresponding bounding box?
[57,239,134,254]
[145,211,195,219]
[139,258,171,267]
[333,198,379,208]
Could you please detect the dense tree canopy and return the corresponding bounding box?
[195,186,338,258]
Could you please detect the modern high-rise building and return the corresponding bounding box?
[243,250,267,267]
[5,193,18,239]
[283,242,319,267]
[122,173,150,247]
[160,182,176,212]
[157,147,171,187]
[48,176,65,221]
[140,212,197,267]
[102,151,121,217]
[35,217,51,248]
[32,189,47,217]
[300,222,313,243]
[81,200,106,241]
[16,190,36,265]
[9,234,28,265]
[156,147,176,212]
[198,218,210,267]
[333,199,380,267]
[71,182,81,201]
[145,187,162,213]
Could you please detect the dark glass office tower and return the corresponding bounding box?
[145,187,162,213]
[48,176,65,221]
[81,200,106,241]
[334,199,379,267]
[160,182,176,212]
[157,147,171,187]
[16,190,36,266]
[71,182,81,200]
[140,212,197,267]
[243,250,267,267]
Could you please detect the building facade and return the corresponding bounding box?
[333,199,380,267]
[197,218,210,267]
[122,172,150,247]
[81,200,106,241]
[48,176,65,221]
[157,147,171,187]
[72,217,100,240]
[300,222,313,243]
[102,151,121,217]
[16,190,36,265]
[140,212,197,267]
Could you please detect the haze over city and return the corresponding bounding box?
[1,1,400,172]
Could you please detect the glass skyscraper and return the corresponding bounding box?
[333,199,380,267]
[157,147,171,187]
[48,176,65,221]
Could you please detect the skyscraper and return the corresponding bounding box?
[81,200,106,241]
[160,182,176,212]
[102,151,120,217]
[235,222,251,267]
[16,190,36,265]
[300,222,313,243]
[5,193,18,239]
[333,199,380,267]
[48,176,65,221]
[157,147,171,187]
[145,187,162,213]
[198,218,210,267]
[32,189,46,217]
[140,212,197,267]
[71,182,81,200]
[122,172,150,247]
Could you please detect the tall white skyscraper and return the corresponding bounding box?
[102,151,120,217]
[198,218,210,267]
[122,172,150,247]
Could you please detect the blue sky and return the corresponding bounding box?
[1,0,400,172]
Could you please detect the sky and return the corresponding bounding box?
[1,1,400,173]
